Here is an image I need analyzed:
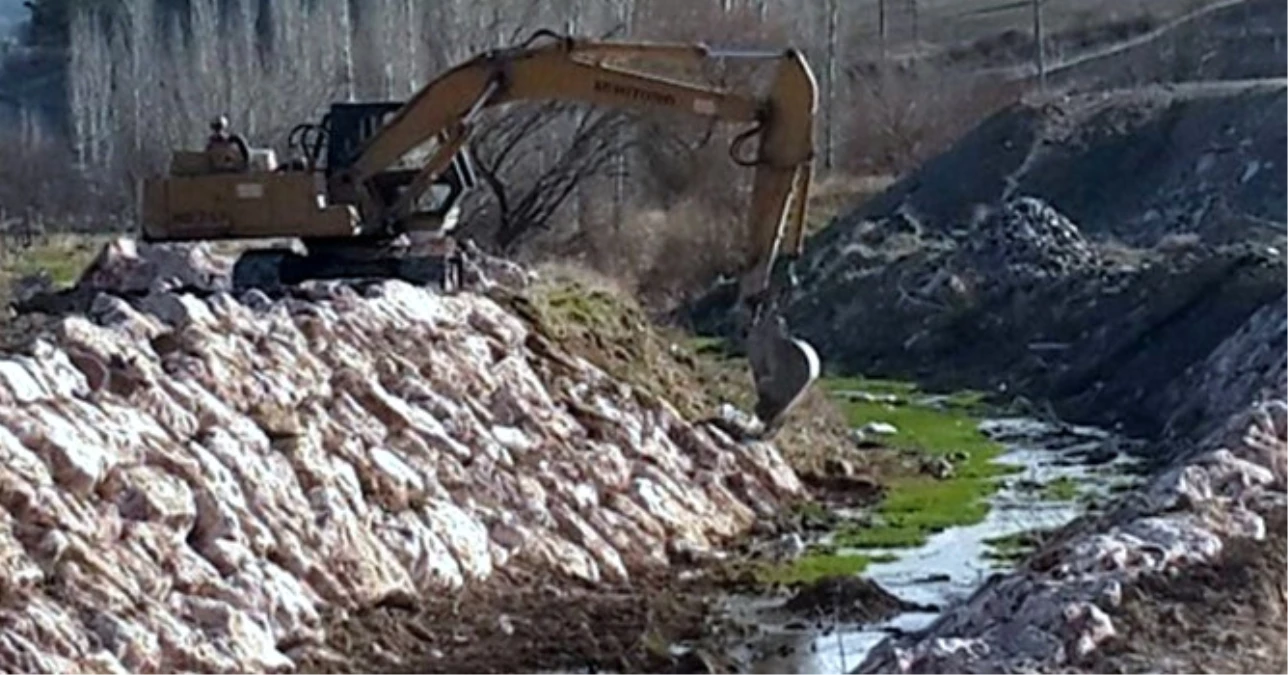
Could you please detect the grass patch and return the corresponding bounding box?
[754,551,899,585]
[0,234,107,290]
[982,529,1049,565]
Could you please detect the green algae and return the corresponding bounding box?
[820,375,1018,550]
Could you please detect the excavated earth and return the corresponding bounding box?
[0,241,811,674]
[688,78,1287,446]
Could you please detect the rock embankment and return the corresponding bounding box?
[857,394,1287,673]
[0,241,803,673]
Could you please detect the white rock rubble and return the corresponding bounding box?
[856,396,1287,674]
[0,241,804,674]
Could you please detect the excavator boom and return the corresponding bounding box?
[138,29,822,435]
[345,31,815,309]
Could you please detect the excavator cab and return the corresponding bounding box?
[293,102,479,236]
[139,103,476,246]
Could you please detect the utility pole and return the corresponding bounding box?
[824,0,838,171]
[1031,0,1046,91]
[908,0,919,49]
[878,0,887,60]
[612,0,632,231]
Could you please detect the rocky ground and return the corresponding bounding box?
[1076,504,1286,674]
[0,240,836,673]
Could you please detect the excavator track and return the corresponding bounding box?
[230,241,465,293]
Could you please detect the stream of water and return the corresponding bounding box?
[721,417,1146,675]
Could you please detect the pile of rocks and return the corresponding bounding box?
[0,240,802,673]
[954,197,1101,289]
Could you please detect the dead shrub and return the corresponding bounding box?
[552,198,748,312]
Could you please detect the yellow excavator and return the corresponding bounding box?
[138,29,820,435]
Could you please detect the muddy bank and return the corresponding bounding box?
[297,568,725,674]
[0,240,809,673]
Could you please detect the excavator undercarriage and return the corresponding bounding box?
[133,29,822,435]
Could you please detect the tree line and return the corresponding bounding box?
[1,0,1031,302]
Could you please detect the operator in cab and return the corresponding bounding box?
[205,114,250,172]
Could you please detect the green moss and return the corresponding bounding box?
[1042,476,1080,501]
[843,400,1001,458]
[821,377,990,413]
[820,376,919,397]
[819,374,1016,550]
[755,551,898,585]
[834,523,924,549]
[687,335,731,357]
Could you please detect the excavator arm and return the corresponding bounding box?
[341,30,820,434]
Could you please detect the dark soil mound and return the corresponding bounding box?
[820,81,1284,248]
[782,576,924,624]
[685,80,1286,449]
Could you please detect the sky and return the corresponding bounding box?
[0,0,24,35]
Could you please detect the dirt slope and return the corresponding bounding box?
[0,241,809,673]
[817,79,1284,248]
[1042,0,1287,90]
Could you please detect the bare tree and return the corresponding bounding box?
[469,103,641,254]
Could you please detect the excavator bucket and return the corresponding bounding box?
[746,313,821,434]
